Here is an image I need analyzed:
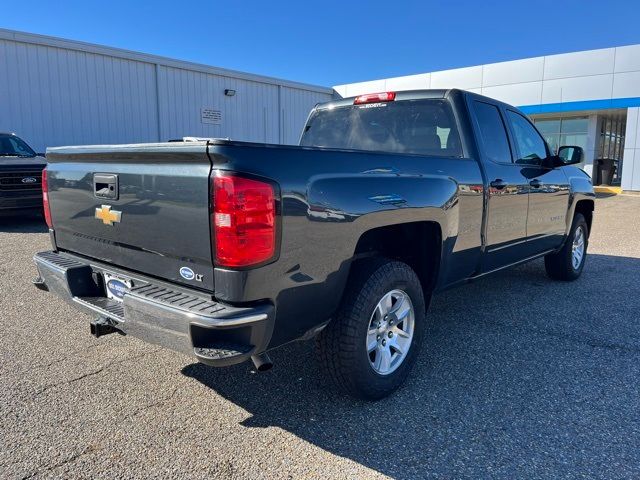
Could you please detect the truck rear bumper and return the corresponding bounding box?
[33,251,274,367]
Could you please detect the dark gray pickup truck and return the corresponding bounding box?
[34,89,594,399]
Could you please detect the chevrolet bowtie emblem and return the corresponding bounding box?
[95,205,122,226]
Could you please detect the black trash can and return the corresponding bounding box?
[595,158,617,185]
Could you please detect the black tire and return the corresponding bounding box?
[544,213,589,281]
[316,258,426,400]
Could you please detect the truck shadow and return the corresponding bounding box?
[0,214,47,233]
[182,253,640,478]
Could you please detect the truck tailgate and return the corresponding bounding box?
[45,143,214,291]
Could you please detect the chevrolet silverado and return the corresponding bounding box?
[33,89,594,400]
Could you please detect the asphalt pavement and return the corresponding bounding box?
[1,195,639,479]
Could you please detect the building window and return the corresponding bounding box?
[596,111,627,186]
[533,117,589,155]
[598,113,626,161]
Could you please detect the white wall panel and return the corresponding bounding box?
[543,48,615,79]
[333,85,348,98]
[625,106,638,149]
[541,75,614,104]
[334,74,431,97]
[481,82,543,106]
[384,73,431,92]
[621,148,636,190]
[612,71,640,99]
[341,79,386,97]
[482,57,544,86]
[430,66,482,90]
[614,45,640,72]
[622,108,640,191]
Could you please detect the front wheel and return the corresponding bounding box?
[544,213,589,281]
[316,259,426,400]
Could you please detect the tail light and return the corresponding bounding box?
[212,174,276,267]
[42,168,53,228]
[354,92,396,105]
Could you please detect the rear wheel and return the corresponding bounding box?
[316,258,426,400]
[544,213,589,281]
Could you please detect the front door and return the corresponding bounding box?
[504,109,570,253]
[470,100,530,272]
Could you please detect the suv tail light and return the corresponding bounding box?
[42,168,53,228]
[212,174,276,268]
[353,92,396,105]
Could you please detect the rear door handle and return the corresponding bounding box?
[490,179,507,189]
[529,179,542,189]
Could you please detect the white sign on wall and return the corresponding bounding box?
[201,108,222,125]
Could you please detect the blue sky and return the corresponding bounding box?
[3,0,640,86]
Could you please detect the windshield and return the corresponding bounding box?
[0,134,36,158]
[300,99,463,157]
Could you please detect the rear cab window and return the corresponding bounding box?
[472,101,513,164]
[300,98,463,157]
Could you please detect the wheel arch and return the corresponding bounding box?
[350,221,443,297]
[574,198,594,235]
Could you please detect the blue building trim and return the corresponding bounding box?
[519,97,640,114]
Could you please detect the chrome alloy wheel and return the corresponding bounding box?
[572,226,586,270]
[366,289,415,375]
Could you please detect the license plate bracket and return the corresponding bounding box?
[103,272,132,302]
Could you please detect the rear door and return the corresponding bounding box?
[45,143,214,291]
[469,100,530,272]
[504,109,570,252]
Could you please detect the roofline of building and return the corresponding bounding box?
[0,28,334,95]
[333,43,640,90]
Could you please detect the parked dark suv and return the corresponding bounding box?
[0,133,46,216]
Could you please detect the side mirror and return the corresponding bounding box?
[557,145,583,165]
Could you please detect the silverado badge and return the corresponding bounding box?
[95,205,122,226]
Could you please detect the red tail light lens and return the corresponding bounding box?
[353,91,396,105]
[213,174,276,267]
[42,168,53,228]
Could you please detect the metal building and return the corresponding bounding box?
[0,29,333,153]
[335,45,640,192]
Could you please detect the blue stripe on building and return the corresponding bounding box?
[519,97,640,114]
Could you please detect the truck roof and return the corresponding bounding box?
[318,89,451,110]
[318,88,514,111]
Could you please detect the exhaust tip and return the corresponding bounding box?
[251,352,273,372]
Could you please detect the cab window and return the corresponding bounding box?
[506,111,548,165]
[301,99,463,157]
[472,101,513,164]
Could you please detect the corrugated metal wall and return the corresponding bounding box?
[279,87,331,144]
[0,39,160,150]
[0,30,333,152]
[158,66,281,143]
